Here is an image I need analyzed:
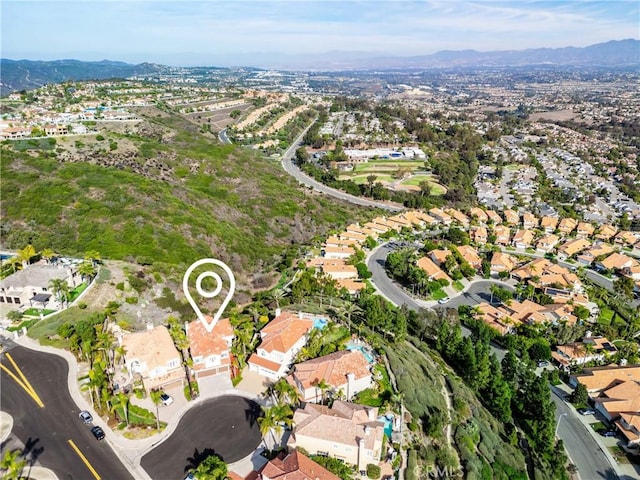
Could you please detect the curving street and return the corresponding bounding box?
[0,341,134,480]
[141,395,262,479]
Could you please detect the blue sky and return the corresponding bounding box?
[2,1,638,66]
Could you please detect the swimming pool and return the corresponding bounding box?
[377,415,393,438]
[312,317,328,330]
[345,342,375,364]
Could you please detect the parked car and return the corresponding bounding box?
[79,410,93,424]
[577,408,596,416]
[160,393,174,406]
[537,361,550,368]
[601,430,617,437]
[184,474,196,480]
[438,297,450,305]
[91,426,105,441]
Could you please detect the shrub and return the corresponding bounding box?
[96,135,105,141]
[125,296,138,305]
[366,464,380,479]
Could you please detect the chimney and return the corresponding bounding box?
[364,425,370,436]
[620,358,628,366]
[368,407,376,421]
[146,322,154,331]
[346,372,355,400]
[298,311,303,319]
[585,330,592,338]
[275,307,281,317]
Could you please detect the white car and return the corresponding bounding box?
[160,393,174,405]
[438,297,450,304]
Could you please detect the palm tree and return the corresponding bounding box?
[269,288,287,310]
[314,378,331,404]
[6,256,22,273]
[337,301,363,333]
[150,389,163,431]
[366,174,377,197]
[112,391,130,425]
[272,378,301,407]
[78,260,97,283]
[84,250,101,266]
[1,449,27,480]
[168,316,195,399]
[49,278,70,308]
[192,454,228,480]
[258,406,280,449]
[17,244,36,268]
[40,248,58,264]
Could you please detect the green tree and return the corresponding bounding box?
[258,405,282,449]
[0,449,27,480]
[570,383,589,405]
[150,389,163,431]
[17,244,36,268]
[192,454,228,480]
[40,248,58,264]
[49,277,70,307]
[78,260,97,282]
[613,276,635,300]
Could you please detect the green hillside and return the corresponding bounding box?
[0,108,366,283]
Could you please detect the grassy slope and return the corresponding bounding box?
[0,108,367,283]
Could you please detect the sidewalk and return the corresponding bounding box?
[552,382,639,479]
[3,331,268,480]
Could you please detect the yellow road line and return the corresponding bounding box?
[0,363,45,408]
[5,353,42,401]
[68,439,101,480]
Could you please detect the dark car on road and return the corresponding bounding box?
[91,426,105,441]
[601,430,617,437]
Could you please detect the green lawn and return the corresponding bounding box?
[453,281,465,292]
[431,289,448,301]
[68,282,89,302]
[22,308,57,317]
[598,307,615,325]
[345,174,395,185]
[353,160,425,173]
[27,306,99,344]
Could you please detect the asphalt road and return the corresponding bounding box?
[0,341,134,480]
[551,389,618,480]
[141,395,262,479]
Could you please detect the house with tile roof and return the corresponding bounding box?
[322,245,356,259]
[556,238,591,260]
[476,302,520,335]
[502,209,519,225]
[617,413,640,448]
[493,225,511,246]
[339,231,367,244]
[540,216,559,233]
[248,311,314,380]
[576,242,614,266]
[512,229,535,249]
[321,261,359,280]
[324,236,358,248]
[445,208,470,227]
[522,212,539,230]
[429,249,452,267]
[260,449,340,480]
[552,334,617,371]
[536,234,560,253]
[597,253,636,272]
[186,317,234,379]
[490,252,517,275]
[470,226,488,245]
[119,325,184,390]
[456,245,482,269]
[288,401,385,471]
[428,208,452,225]
[485,209,503,225]
[289,350,372,402]
[595,224,618,242]
[557,217,578,235]
[614,230,640,247]
[570,364,640,393]
[469,207,488,223]
[576,222,595,239]
[416,257,452,284]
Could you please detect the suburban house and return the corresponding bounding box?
[576,242,614,266]
[595,224,618,242]
[445,208,470,227]
[556,238,591,260]
[429,249,452,267]
[339,231,367,244]
[259,449,340,480]
[346,223,377,239]
[335,278,366,295]
[320,260,359,281]
[485,209,503,225]
[540,216,559,233]
[248,311,314,380]
[119,324,184,390]
[0,260,81,308]
[502,209,518,225]
[522,212,539,230]
[363,221,390,235]
[493,225,511,245]
[614,230,640,247]
[288,349,372,402]
[512,229,535,249]
[557,217,578,235]
[490,252,517,275]
[597,253,636,272]
[417,257,452,283]
[428,208,452,225]
[576,222,595,238]
[456,245,482,269]
[288,401,385,472]
[551,334,618,371]
[322,245,355,259]
[536,234,560,253]
[325,236,358,248]
[470,207,489,223]
[470,226,488,245]
[186,317,234,379]
[476,302,520,335]
[617,413,640,448]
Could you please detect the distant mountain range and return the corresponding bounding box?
[0,59,168,96]
[1,39,638,95]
